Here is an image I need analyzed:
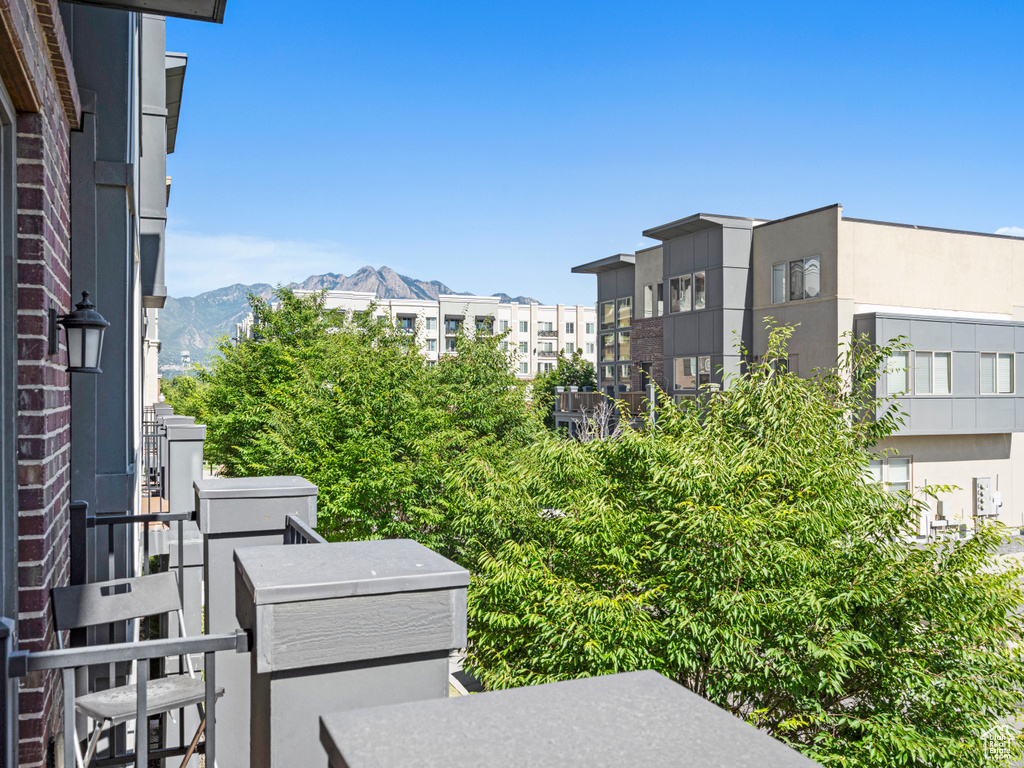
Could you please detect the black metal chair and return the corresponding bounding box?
[51,571,223,768]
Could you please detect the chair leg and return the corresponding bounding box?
[82,719,107,767]
[178,715,205,768]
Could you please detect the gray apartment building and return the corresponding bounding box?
[575,203,1024,532]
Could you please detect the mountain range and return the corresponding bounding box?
[158,266,540,374]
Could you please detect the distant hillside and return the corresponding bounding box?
[159,266,540,375]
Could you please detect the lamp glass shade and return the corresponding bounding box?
[66,327,84,369]
[59,291,109,373]
[84,327,102,370]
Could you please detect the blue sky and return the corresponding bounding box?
[165,0,1024,304]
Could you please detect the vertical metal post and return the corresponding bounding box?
[135,659,148,767]
[69,501,89,587]
[61,667,77,768]
[205,652,216,767]
[0,618,16,768]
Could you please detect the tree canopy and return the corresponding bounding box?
[168,292,1024,767]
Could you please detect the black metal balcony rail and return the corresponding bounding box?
[5,628,248,768]
[284,514,328,545]
[141,410,162,498]
[555,390,651,417]
[537,329,559,337]
[536,349,559,358]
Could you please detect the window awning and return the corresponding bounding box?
[62,0,226,23]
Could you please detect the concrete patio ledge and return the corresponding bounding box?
[319,670,822,768]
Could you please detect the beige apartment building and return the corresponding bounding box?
[576,203,1024,532]
[239,290,598,380]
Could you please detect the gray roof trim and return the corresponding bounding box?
[62,0,227,23]
[635,244,662,255]
[571,253,636,274]
[165,53,187,154]
[844,217,1024,241]
[642,213,757,241]
[752,203,842,230]
[853,311,1024,328]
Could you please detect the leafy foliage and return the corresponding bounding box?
[530,348,598,428]
[462,325,1024,767]
[169,296,1024,767]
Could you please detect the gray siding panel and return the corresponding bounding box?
[910,319,952,351]
[978,323,1014,350]
[953,322,976,350]
[693,231,709,270]
[859,312,1024,436]
[978,399,1016,430]
[952,398,976,430]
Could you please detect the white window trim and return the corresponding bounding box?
[867,456,912,493]
[913,350,952,396]
[980,351,1015,395]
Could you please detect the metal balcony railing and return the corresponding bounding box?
[537,349,558,358]
[537,329,558,337]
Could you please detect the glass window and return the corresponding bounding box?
[518,341,528,354]
[601,364,614,380]
[425,317,437,331]
[866,459,883,484]
[933,352,950,395]
[618,363,632,381]
[565,322,574,334]
[617,297,632,327]
[789,260,804,302]
[771,263,786,304]
[445,338,457,352]
[600,302,615,330]
[674,357,697,390]
[565,343,574,353]
[396,317,415,332]
[445,318,462,334]
[693,271,706,310]
[499,320,509,332]
[981,352,1014,394]
[617,331,630,361]
[601,334,615,362]
[698,356,712,386]
[585,322,595,334]
[803,256,820,299]
[426,339,436,352]
[886,352,909,394]
[888,458,911,492]
[519,362,529,374]
[643,285,654,319]
[656,282,664,316]
[519,320,529,333]
[915,351,950,395]
[542,342,554,353]
[670,277,681,313]
[586,342,595,354]
[915,351,933,394]
[788,257,820,301]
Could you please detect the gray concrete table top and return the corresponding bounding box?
[319,670,821,768]
[193,475,318,499]
[234,539,470,605]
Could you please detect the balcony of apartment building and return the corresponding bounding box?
[1,403,819,768]
[444,317,463,336]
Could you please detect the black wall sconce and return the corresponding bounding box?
[48,292,110,373]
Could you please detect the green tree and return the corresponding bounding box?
[530,348,598,428]
[167,288,541,548]
[463,325,1024,767]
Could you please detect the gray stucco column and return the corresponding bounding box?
[158,414,194,497]
[195,477,318,768]
[153,403,173,418]
[320,670,821,768]
[234,539,469,768]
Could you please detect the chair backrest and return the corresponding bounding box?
[52,571,182,632]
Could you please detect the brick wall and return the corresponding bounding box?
[630,316,666,392]
[3,1,77,765]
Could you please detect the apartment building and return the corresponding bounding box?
[574,204,1024,530]
[241,290,599,379]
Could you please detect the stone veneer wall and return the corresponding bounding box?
[2,0,77,764]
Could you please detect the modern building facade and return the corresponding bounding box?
[238,290,599,380]
[575,204,1024,531]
